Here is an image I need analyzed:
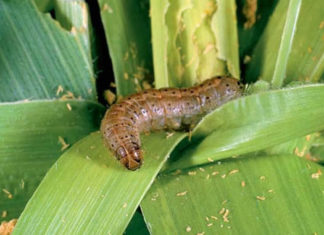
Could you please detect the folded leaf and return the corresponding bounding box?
[167,84,324,170]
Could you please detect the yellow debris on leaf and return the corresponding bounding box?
[1,211,7,218]
[104,89,116,105]
[58,136,70,151]
[0,219,17,235]
[320,21,324,29]
[219,208,225,215]
[2,189,12,199]
[66,103,72,111]
[56,85,64,96]
[222,209,230,222]
[256,196,266,201]
[311,169,322,179]
[176,191,188,197]
[242,0,257,29]
[229,169,239,175]
[60,91,76,100]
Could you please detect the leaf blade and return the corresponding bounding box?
[271,0,302,88]
[167,84,324,170]
[142,154,324,234]
[98,0,153,95]
[0,100,104,221]
[13,132,186,234]
[246,0,324,84]
[0,0,96,102]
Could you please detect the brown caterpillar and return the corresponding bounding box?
[101,76,244,170]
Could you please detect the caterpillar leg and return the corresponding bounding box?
[187,125,193,141]
[188,122,198,141]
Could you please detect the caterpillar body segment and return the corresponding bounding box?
[100,77,244,170]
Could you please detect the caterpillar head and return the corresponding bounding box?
[117,146,143,170]
[218,77,244,104]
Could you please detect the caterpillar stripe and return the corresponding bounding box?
[100,76,244,170]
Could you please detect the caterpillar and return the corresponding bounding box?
[100,76,244,170]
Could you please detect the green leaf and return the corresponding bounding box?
[151,0,240,88]
[149,0,169,87]
[212,0,240,79]
[0,100,104,221]
[13,132,185,234]
[237,0,278,59]
[0,0,96,102]
[246,0,324,84]
[166,84,324,170]
[98,0,153,95]
[142,154,324,234]
[271,0,301,88]
[53,0,93,64]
